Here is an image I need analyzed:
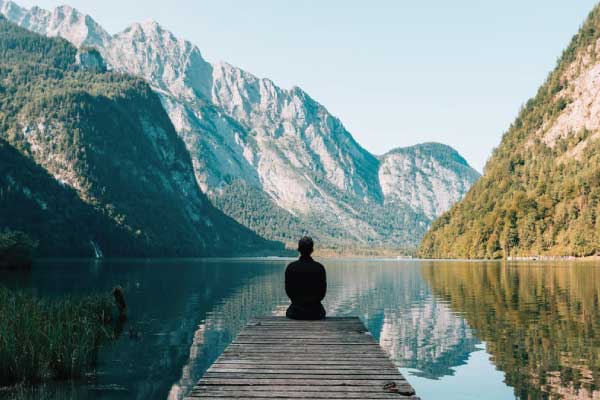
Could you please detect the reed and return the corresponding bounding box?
[0,286,113,385]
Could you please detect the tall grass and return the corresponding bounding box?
[0,286,114,385]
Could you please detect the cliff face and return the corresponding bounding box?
[0,16,282,257]
[379,143,480,220]
[420,6,600,258]
[1,1,480,249]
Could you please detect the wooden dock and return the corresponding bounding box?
[186,317,419,399]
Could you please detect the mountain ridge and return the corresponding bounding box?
[1,0,481,249]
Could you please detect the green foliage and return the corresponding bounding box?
[0,286,113,385]
[0,17,282,257]
[0,230,38,269]
[212,179,429,251]
[419,5,600,259]
[0,15,76,69]
[0,138,153,257]
[212,180,317,245]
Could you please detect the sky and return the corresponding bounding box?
[17,0,600,172]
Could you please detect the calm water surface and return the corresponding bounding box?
[1,259,599,400]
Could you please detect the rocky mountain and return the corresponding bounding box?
[0,16,282,257]
[379,143,479,220]
[1,1,480,249]
[420,5,600,258]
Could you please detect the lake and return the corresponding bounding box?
[1,259,599,400]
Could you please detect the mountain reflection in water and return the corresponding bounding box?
[2,259,598,399]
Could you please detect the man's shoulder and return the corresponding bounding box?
[308,259,325,272]
[286,257,324,270]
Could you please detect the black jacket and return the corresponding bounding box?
[285,255,326,319]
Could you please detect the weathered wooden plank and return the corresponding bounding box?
[210,365,400,371]
[213,360,396,366]
[190,394,412,399]
[218,355,392,362]
[227,343,383,353]
[185,317,418,399]
[225,346,387,351]
[203,373,405,379]
[219,354,391,359]
[235,339,373,343]
[193,385,411,393]
[190,388,414,398]
[189,396,413,399]
[198,378,412,387]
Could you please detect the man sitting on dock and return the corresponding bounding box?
[285,236,327,320]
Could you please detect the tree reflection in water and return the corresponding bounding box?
[423,261,600,400]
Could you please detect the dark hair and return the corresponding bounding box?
[298,236,314,255]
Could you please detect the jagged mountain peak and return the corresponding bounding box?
[119,19,185,46]
[0,0,110,47]
[109,19,212,99]
[212,61,283,101]
[139,19,162,31]
[0,1,23,17]
[211,61,345,131]
[0,0,209,97]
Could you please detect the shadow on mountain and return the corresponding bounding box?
[0,16,285,257]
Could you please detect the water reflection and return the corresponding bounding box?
[1,259,288,399]
[166,260,288,399]
[321,262,479,379]
[8,259,595,399]
[166,261,482,399]
[423,261,600,400]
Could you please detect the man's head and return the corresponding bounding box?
[298,236,314,256]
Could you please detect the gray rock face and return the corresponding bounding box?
[379,143,481,220]
[75,47,106,72]
[1,1,481,248]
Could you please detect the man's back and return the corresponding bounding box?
[284,238,327,320]
[285,255,326,305]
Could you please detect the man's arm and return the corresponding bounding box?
[285,264,297,300]
[318,264,327,301]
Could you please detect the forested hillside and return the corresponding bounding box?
[420,6,600,258]
[0,16,283,257]
[0,138,139,256]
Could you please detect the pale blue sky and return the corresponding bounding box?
[18,0,599,171]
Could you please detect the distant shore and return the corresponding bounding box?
[507,255,600,261]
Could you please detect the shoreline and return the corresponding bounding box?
[20,253,600,265]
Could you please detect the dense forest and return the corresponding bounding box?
[212,178,430,251]
[0,137,151,257]
[419,6,600,258]
[424,263,600,399]
[0,16,283,257]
